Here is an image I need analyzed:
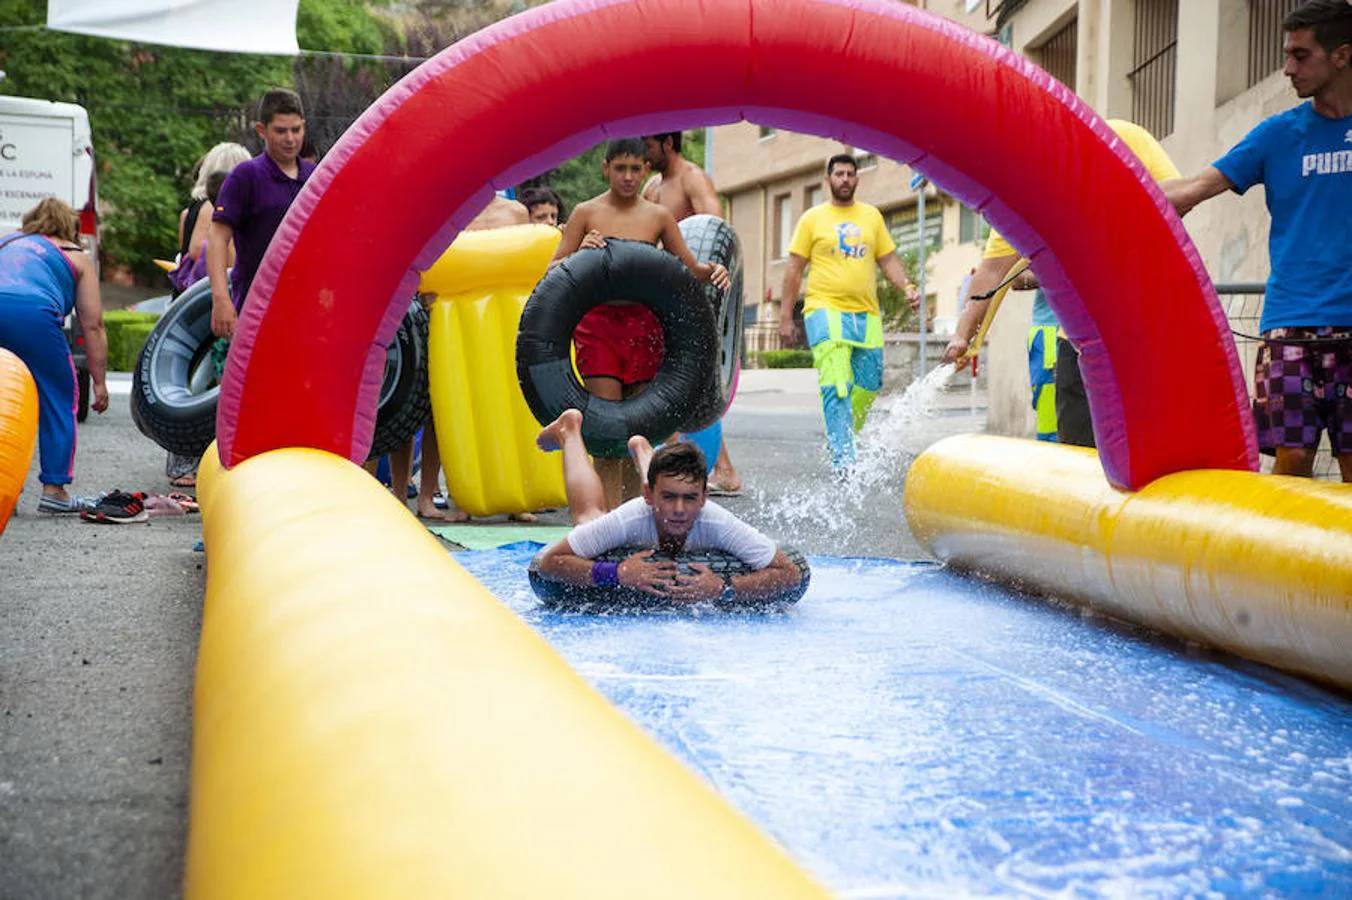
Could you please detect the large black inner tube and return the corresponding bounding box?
[516,239,720,458]
[527,544,810,612]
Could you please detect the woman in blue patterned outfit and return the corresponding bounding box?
[0,198,109,513]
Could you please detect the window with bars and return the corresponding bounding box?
[1248,0,1299,88]
[773,193,793,259]
[1033,17,1077,90]
[1127,0,1179,138]
[888,206,942,252]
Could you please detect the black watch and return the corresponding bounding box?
[718,576,737,603]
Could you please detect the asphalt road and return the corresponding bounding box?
[0,367,986,899]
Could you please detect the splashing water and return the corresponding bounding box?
[755,363,958,543]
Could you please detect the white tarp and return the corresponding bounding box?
[47,0,301,56]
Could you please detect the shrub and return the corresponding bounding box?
[102,310,161,372]
[754,349,814,369]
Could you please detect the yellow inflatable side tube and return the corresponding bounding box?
[188,444,826,899]
[904,434,1352,690]
[422,224,566,517]
[0,348,39,536]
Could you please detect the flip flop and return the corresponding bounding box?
[707,483,743,497]
[166,491,199,513]
[169,475,197,488]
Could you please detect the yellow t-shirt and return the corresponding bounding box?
[788,202,897,315]
[982,118,1182,260]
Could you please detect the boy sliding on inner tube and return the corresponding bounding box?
[534,409,800,604]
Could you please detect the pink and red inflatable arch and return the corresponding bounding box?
[216,0,1257,491]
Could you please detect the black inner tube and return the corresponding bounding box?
[516,240,721,458]
[528,544,811,612]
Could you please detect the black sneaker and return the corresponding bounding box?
[81,490,148,524]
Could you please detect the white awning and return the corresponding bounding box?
[46,0,301,56]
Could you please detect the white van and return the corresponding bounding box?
[0,95,99,252]
[0,95,100,418]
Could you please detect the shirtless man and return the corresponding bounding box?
[551,137,731,509]
[413,192,531,520]
[642,132,745,495]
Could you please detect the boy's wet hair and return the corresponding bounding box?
[258,88,304,125]
[647,442,708,489]
[826,153,857,175]
[1284,0,1352,53]
[645,131,682,153]
[605,138,647,163]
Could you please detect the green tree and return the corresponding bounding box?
[0,0,422,282]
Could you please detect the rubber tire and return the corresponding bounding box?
[131,278,219,457]
[528,545,810,612]
[367,301,431,459]
[516,239,720,458]
[678,214,744,408]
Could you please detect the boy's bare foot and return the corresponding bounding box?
[508,511,540,523]
[627,434,654,479]
[536,408,582,452]
[416,497,444,521]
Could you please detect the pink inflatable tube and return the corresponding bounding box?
[216,0,1257,491]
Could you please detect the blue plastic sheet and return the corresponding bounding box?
[459,545,1352,897]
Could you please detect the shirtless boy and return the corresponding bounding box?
[551,138,731,508]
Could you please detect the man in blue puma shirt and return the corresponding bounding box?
[1166,0,1352,482]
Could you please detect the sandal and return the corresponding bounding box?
[166,491,199,513]
[169,475,197,489]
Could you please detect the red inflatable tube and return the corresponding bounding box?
[215,0,1257,491]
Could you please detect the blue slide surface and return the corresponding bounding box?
[460,546,1352,897]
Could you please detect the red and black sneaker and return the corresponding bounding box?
[81,490,148,524]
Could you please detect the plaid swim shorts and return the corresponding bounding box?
[1252,327,1352,455]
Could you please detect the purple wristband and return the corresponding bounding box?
[591,561,620,587]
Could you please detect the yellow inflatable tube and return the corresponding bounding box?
[904,434,1352,690]
[188,444,825,899]
[0,348,39,536]
[421,224,566,517]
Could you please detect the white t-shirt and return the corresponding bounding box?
[566,498,778,569]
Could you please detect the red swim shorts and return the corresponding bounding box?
[574,303,665,386]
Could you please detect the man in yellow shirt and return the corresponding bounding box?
[941,120,1180,447]
[780,154,918,470]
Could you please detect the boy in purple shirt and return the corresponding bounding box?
[207,88,317,339]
